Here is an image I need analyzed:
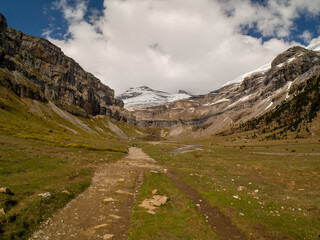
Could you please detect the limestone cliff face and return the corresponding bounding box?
[0,13,126,120]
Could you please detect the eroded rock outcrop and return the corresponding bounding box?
[0,13,125,120]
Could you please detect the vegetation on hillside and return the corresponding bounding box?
[240,74,320,139]
[0,78,142,239]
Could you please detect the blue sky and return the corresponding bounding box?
[0,0,319,44]
[0,0,103,39]
[1,0,320,94]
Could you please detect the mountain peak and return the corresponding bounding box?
[117,86,192,109]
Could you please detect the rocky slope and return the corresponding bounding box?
[239,74,320,139]
[130,45,320,138]
[117,86,192,110]
[0,13,127,121]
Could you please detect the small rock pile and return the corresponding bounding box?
[138,189,169,214]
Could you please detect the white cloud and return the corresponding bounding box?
[299,30,313,43]
[47,0,319,94]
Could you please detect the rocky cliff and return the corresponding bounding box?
[0,13,127,121]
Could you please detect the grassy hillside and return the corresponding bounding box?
[0,83,144,239]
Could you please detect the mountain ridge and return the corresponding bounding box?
[117,86,192,110]
[0,13,127,121]
[128,45,320,138]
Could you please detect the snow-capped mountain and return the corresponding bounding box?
[222,40,320,88]
[128,43,320,137]
[117,86,192,110]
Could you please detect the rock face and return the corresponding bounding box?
[130,45,320,137]
[0,13,125,120]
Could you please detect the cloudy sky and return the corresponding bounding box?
[1,0,320,94]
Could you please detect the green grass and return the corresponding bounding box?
[0,83,138,239]
[129,172,218,240]
[0,134,128,239]
[142,138,320,240]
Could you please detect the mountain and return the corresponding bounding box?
[0,13,143,142]
[0,13,127,121]
[117,86,192,110]
[129,44,320,138]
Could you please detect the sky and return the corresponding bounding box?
[1,0,320,95]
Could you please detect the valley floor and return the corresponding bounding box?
[1,134,319,240]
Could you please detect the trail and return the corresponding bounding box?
[30,148,162,240]
[31,147,245,240]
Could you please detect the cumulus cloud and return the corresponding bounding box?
[46,0,320,94]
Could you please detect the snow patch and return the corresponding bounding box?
[227,93,255,109]
[277,56,296,68]
[222,63,271,87]
[285,81,293,99]
[265,102,273,110]
[204,98,230,106]
[307,40,320,52]
[117,86,191,108]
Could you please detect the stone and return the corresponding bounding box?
[103,197,118,203]
[150,170,158,174]
[149,199,162,207]
[237,186,244,192]
[94,223,108,230]
[0,187,12,195]
[109,214,121,220]
[147,210,156,214]
[103,234,115,239]
[115,190,132,195]
[158,196,169,205]
[152,189,157,195]
[139,200,157,210]
[0,208,5,216]
[118,178,125,182]
[61,190,71,195]
[152,195,162,201]
[139,195,169,210]
[38,192,51,198]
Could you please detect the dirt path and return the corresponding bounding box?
[31,148,245,240]
[30,148,162,240]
